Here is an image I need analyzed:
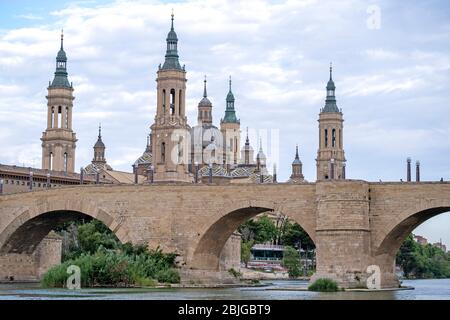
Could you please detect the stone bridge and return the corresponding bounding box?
[0,180,449,288]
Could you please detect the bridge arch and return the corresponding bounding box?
[376,206,450,257]
[0,204,128,255]
[373,204,450,288]
[190,199,316,271]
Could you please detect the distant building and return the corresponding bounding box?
[413,234,428,245]
[433,241,447,252]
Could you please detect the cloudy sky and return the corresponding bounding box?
[0,0,449,246]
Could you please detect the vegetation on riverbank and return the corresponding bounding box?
[42,220,180,288]
[308,278,339,292]
[396,234,450,279]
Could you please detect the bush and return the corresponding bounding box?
[41,244,180,288]
[155,268,180,284]
[228,268,242,278]
[308,278,339,292]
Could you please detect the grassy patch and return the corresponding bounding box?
[308,278,340,292]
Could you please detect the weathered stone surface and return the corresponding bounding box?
[0,181,449,288]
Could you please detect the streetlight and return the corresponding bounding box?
[46,172,51,189]
[194,161,199,183]
[29,171,33,191]
[0,179,4,195]
[80,167,84,185]
[133,164,138,184]
[208,163,213,184]
[149,165,154,184]
[95,168,100,184]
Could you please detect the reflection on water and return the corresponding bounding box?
[0,279,449,300]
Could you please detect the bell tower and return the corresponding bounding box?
[316,63,346,180]
[150,12,192,182]
[41,31,77,173]
[220,77,241,166]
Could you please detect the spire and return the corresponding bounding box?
[222,76,239,124]
[329,62,333,81]
[145,133,152,153]
[94,123,105,149]
[162,10,182,71]
[256,137,266,160]
[226,76,234,102]
[50,31,71,88]
[245,127,250,145]
[322,62,339,113]
[198,75,212,112]
[293,145,302,165]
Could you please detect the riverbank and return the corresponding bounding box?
[1,279,449,300]
[240,268,310,281]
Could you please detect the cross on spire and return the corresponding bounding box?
[171,9,174,30]
[329,62,333,81]
[61,29,64,50]
[203,75,207,98]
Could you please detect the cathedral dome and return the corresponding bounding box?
[199,96,212,107]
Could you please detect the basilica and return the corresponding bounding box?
[0,13,347,193]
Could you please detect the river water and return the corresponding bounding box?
[0,279,449,300]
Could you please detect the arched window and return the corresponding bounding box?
[178,137,183,164]
[331,129,335,147]
[324,129,328,147]
[170,89,175,115]
[58,106,62,128]
[161,142,166,163]
[51,107,55,128]
[179,89,182,115]
[63,153,68,172]
[162,89,166,113]
[49,153,53,170]
[65,107,69,129]
[339,129,342,148]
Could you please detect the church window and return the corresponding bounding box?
[49,153,53,170]
[170,89,175,115]
[65,107,69,129]
[339,129,342,148]
[161,142,166,163]
[162,89,166,113]
[324,129,328,147]
[179,89,182,115]
[51,107,55,128]
[64,153,68,172]
[331,129,335,147]
[58,106,62,128]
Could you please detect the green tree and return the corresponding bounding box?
[254,214,278,243]
[396,234,450,279]
[282,246,302,278]
[241,240,254,268]
[60,219,119,261]
[281,221,315,250]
